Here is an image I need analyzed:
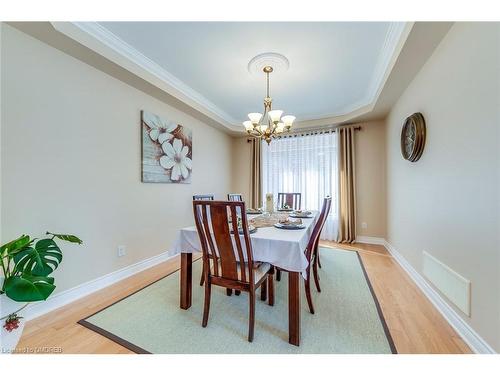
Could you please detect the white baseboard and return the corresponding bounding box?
[383,240,496,354]
[356,236,386,245]
[19,236,497,354]
[23,250,175,321]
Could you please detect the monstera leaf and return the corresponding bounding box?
[0,234,31,257]
[13,239,62,277]
[1,232,82,303]
[46,232,83,245]
[4,274,56,302]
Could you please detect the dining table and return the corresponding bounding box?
[171,210,319,346]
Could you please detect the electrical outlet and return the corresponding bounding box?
[117,245,126,257]
[361,222,368,229]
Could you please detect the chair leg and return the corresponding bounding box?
[313,254,320,280]
[313,259,321,293]
[304,278,315,314]
[276,269,281,281]
[268,274,274,306]
[248,292,255,342]
[317,248,322,269]
[202,279,211,327]
[200,259,211,286]
[235,290,241,296]
[226,288,233,296]
[260,279,267,301]
[199,266,205,286]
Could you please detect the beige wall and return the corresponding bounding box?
[386,22,500,351]
[230,121,387,238]
[0,25,232,293]
[231,137,252,201]
[355,121,386,238]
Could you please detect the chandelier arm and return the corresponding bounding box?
[244,62,293,143]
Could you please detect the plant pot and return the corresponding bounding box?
[1,294,27,354]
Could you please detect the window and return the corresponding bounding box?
[262,132,338,240]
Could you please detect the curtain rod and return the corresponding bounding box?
[246,125,361,142]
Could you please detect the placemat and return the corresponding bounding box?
[249,213,302,228]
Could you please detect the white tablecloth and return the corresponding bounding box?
[171,212,319,276]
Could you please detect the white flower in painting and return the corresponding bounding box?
[143,111,177,144]
[160,138,192,181]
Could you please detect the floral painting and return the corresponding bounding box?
[141,110,192,183]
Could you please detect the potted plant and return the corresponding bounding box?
[0,232,82,353]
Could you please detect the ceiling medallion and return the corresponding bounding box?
[244,53,295,144]
[247,52,290,76]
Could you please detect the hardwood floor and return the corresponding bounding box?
[16,243,471,354]
[15,256,194,354]
[320,241,471,353]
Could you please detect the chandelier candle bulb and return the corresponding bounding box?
[243,121,253,132]
[248,113,263,124]
[268,110,283,124]
[282,115,296,128]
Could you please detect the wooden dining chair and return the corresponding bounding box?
[192,200,275,342]
[277,192,302,210]
[193,194,214,201]
[314,196,333,271]
[195,195,244,289]
[309,197,332,296]
[275,196,331,314]
[193,195,215,285]
[227,193,243,202]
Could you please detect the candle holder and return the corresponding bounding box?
[265,193,274,214]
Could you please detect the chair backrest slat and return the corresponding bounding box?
[193,194,214,201]
[227,193,243,202]
[193,200,255,284]
[241,209,254,285]
[193,204,216,277]
[230,205,247,283]
[277,193,302,210]
[201,203,219,276]
[211,205,239,280]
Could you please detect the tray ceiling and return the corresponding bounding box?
[52,22,411,132]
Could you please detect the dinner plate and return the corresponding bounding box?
[230,225,257,234]
[246,209,262,215]
[289,213,313,218]
[277,208,293,212]
[274,223,306,230]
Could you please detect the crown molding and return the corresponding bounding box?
[51,22,240,131]
[367,22,414,106]
[51,22,412,134]
[293,22,413,128]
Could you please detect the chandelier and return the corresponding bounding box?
[243,65,295,144]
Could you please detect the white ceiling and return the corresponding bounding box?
[51,22,410,132]
[98,22,405,122]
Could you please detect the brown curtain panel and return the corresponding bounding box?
[337,127,357,243]
[250,139,262,209]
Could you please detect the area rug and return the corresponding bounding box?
[78,248,396,354]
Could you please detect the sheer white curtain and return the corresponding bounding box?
[261,132,338,240]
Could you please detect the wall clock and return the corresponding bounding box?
[401,112,426,162]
